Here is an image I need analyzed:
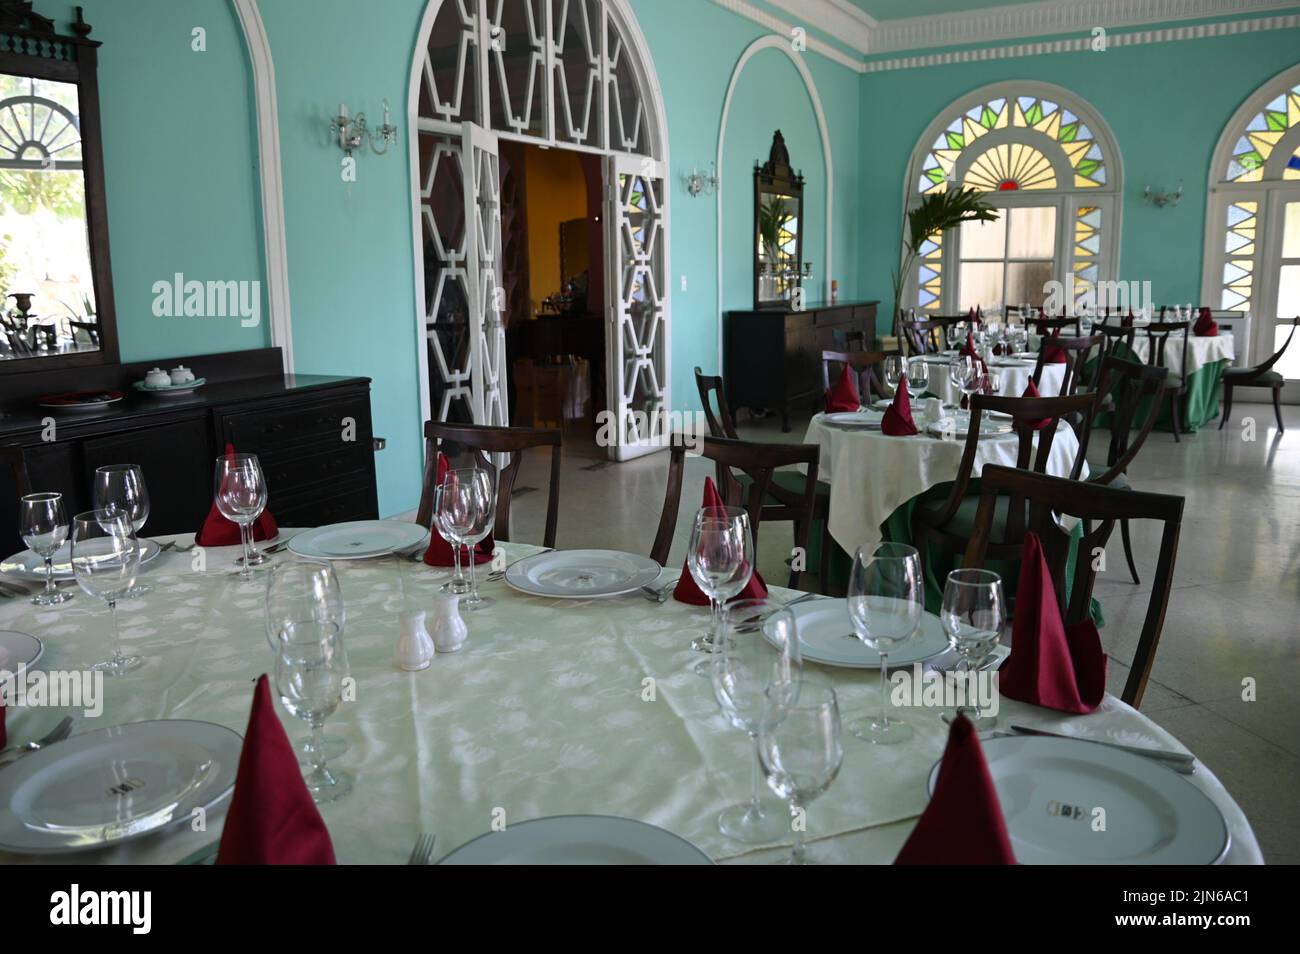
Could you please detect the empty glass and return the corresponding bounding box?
[847,542,923,744]
[435,467,496,610]
[711,598,802,843]
[883,354,904,394]
[214,454,269,581]
[19,492,72,607]
[687,506,753,657]
[93,464,151,597]
[70,510,143,675]
[905,357,929,398]
[758,678,844,865]
[940,568,1006,730]
[276,618,352,803]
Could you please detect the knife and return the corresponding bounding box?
[1006,724,1196,773]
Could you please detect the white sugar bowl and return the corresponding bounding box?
[170,365,196,385]
[144,367,171,388]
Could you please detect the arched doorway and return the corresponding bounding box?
[407,0,670,460]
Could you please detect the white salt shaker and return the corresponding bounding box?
[429,593,468,653]
[396,611,435,671]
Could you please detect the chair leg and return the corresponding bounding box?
[818,520,832,596]
[1170,392,1182,442]
[1120,518,1140,585]
[1219,382,1233,430]
[1273,386,1285,434]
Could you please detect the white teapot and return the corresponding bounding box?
[144,367,171,388]
[169,365,196,385]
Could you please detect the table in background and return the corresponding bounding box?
[915,353,1065,405]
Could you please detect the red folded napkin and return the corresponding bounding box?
[881,375,918,436]
[1042,329,1067,364]
[975,305,984,325]
[999,533,1106,714]
[423,452,494,566]
[196,444,279,546]
[824,362,860,413]
[967,306,977,325]
[1194,307,1219,337]
[1122,309,1135,328]
[217,675,337,865]
[895,714,1016,865]
[1019,379,1051,430]
[673,477,767,605]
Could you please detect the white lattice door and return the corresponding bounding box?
[603,154,670,461]
[462,121,508,426]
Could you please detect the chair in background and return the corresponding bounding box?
[965,465,1184,708]
[900,318,962,355]
[652,435,823,590]
[694,366,739,439]
[417,420,562,549]
[1029,315,1081,337]
[1220,316,1297,434]
[820,350,892,404]
[1084,324,1138,408]
[1031,333,1103,399]
[1142,320,1191,441]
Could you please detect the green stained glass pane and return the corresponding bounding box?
[1240,151,1264,171]
[925,167,946,184]
[1058,122,1077,143]
[1076,159,1099,177]
[1025,101,1043,125]
[945,132,964,150]
[980,106,997,129]
[1267,111,1288,132]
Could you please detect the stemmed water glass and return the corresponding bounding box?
[905,356,928,399]
[19,492,72,606]
[940,568,1006,730]
[276,616,352,803]
[948,355,979,412]
[711,598,802,843]
[70,509,143,675]
[883,355,904,395]
[435,467,497,610]
[214,454,269,581]
[847,542,922,744]
[93,464,151,597]
[687,506,753,660]
[946,323,964,351]
[758,677,844,865]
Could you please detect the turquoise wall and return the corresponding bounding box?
[858,26,1300,328]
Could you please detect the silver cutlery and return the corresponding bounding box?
[486,549,552,583]
[782,591,823,609]
[260,540,292,555]
[0,715,73,768]
[407,832,436,865]
[1003,724,1195,773]
[641,578,678,602]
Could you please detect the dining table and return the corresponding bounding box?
[915,352,1066,406]
[0,531,1261,864]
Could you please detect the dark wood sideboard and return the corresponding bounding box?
[724,300,878,431]
[0,348,379,551]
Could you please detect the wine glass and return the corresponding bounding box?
[940,568,1006,730]
[687,506,753,660]
[435,467,496,610]
[70,510,143,675]
[883,355,904,394]
[93,464,151,597]
[758,677,844,865]
[946,323,964,351]
[847,542,923,744]
[905,357,929,399]
[214,454,269,581]
[276,617,352,803]
[19,492,72,606]
[711,598,802,843]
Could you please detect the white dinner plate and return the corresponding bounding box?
[928,735,1229,865]
[438,815,712,865]
[823,410,883,429]
[0,630,43,673]
[926,416,1013,439]
[0,719,242,855]
[505,549,663,599]
[782,598,949,669]
[0,538,162,582]
[288,520,429,560]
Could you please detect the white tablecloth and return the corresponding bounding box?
[0,534,1260,865]
[916,354,1065,405]
[1026,332,1235,380]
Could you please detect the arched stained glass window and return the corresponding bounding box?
[905,84,1119,317]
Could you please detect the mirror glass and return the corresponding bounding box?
[0,72,100,362]
[757,190,800,302]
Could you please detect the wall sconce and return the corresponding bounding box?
[330,99,398,157]
[684,161,719,197]
[1143,181,1183,208]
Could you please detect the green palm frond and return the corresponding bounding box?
[905,187,997,256]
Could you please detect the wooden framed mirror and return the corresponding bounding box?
[753,129,805,309]
[0,1,118,371]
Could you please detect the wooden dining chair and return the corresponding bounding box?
[911,392,1096,571]
[417,421,562,549]
[1030,333,1102,399]
[820,349,892,403]
[1220,316,1297,434]
[899,318,955,355]
[1029,316,1081,337]
[694,366,739,439]
[1142,320,1191,441]
[1084,324,1137,405]
[652,434,823,590]
[965,465,1184,708]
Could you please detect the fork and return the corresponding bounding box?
[407,832,436,865]
[0,715,73,767]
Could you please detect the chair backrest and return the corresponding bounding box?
[1244,315,1299,379]
[417,421,562,548]
[899,319,954,355]
[1090,355,1167,485]
[1143,320,1190,381]
[1029,316,1081,336]
[651,435,820,588]
[922,392,1096,545]
[1088,324,1137,389]
[965,465,1184,708]
[821,349,891,401]
[1031,333,1103,397]
[693,366,738,439]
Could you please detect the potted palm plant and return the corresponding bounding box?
[891,187,997,335]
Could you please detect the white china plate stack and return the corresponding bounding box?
[930,735,1230,864]
[0,720,243,854]
[287,520,429,560]
[505,549,662,599]
[438,815,712,865]
[0,630,43,671]
[782,598,949,669]
[0,539,163,582]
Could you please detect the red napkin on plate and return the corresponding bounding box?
[895,714,1016,865]
[1019,379,1051,430]
[824,362,860,413]
[959,331,987,370]
[966,306,977,325]
[1042,329,1068,364]
[196,444,279,546]
[881,375,918,436]
[217,675,336,865]
[1194,307,1219,337]
[673,477,766,605]
[999,533,1106,714]
[423,451,494,566]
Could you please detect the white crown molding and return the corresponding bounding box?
[707,0,868,71]
[862,11,1300,72]
[765,0,875,47]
